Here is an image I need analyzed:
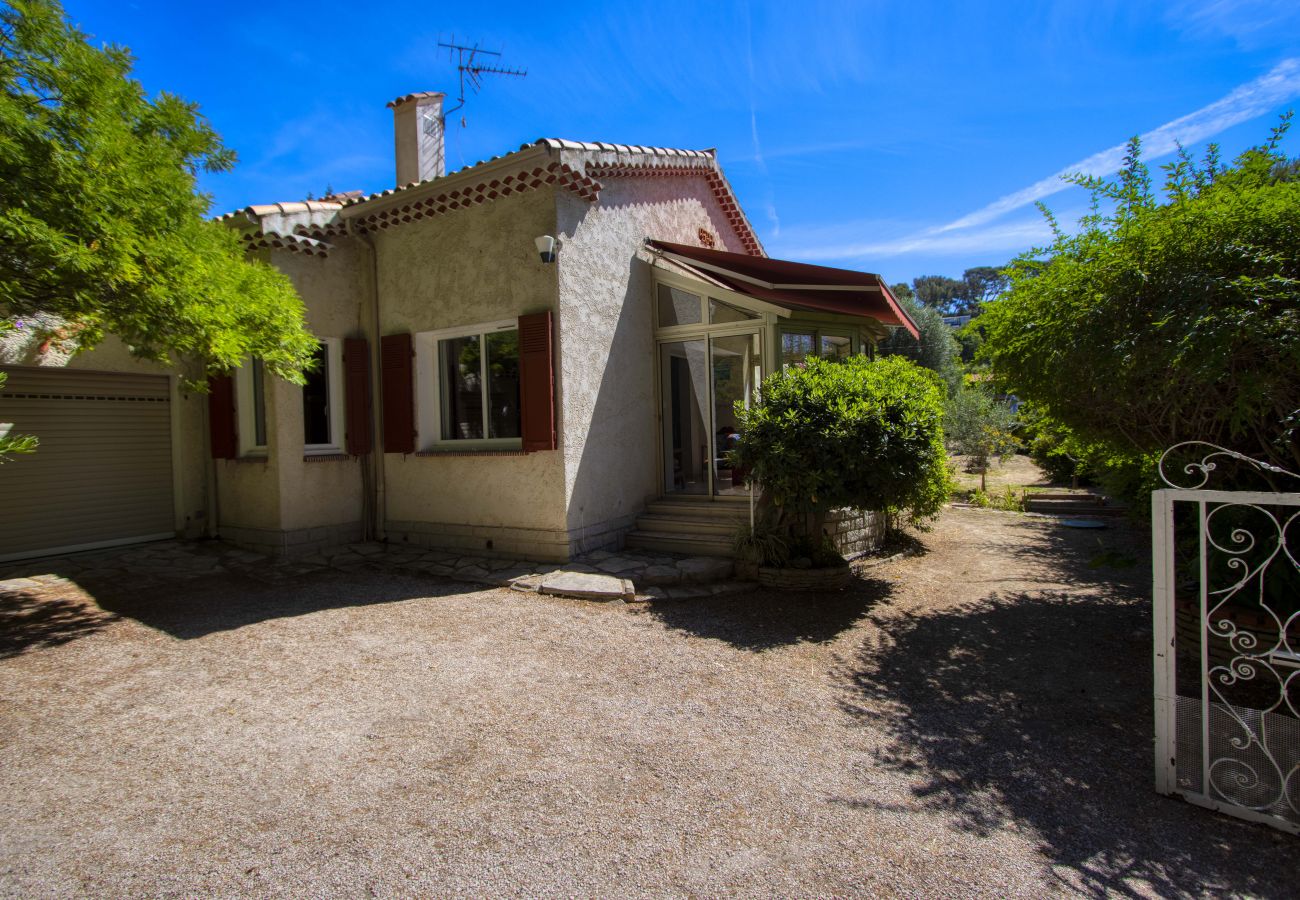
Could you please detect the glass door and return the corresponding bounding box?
[710,332,762,496]
[659,339,710,495]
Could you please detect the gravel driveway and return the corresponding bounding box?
[1,508,1294,897]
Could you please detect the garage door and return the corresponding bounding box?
[0,367,175,562]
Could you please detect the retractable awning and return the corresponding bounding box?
[648,240,919,339]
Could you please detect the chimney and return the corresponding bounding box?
[388,91,446,187]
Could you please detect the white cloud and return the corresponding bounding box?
[936,57,1300,234]
[785,218,1056,262]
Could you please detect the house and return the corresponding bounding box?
[0,91,918,564]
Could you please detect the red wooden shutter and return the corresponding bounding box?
[208,373,237,459]
[343,337,372,456]
[518,310,556,452]
[380,333,415,454]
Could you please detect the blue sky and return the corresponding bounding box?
[64,0,1300,286]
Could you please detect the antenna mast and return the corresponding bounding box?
[438,37,527,125]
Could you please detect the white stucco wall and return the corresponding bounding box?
[554,169,752,544]
[373,188,569,545]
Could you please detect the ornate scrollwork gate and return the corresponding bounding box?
[1153,442,1300,834]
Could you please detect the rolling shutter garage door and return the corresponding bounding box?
[0,367,175,562]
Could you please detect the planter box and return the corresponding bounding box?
[757,564,851,591]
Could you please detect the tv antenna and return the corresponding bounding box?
[438,37,527,124]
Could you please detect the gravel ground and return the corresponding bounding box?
[1,507,1295,898]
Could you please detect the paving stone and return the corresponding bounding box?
[582,550,613,561]
[667,586,710,600]
[347,543,387,557]
[638,586,668,601]
[594,556,640,574]
[491,566,536,584]
[563,563,599,574]
[0,578,45,592]
[676,557,734,583]
[454,565,491,581]
[637,565,683,586]
[538,571,633,601]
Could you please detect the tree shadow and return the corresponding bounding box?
[83,570,487,641]
[642,574,893,652]
[0,584,118,657]
[834,586,1297,897]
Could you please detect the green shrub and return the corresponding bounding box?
[732,355,953,550]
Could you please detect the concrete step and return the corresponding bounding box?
[635,515,738,537]
[1030,492,1107,502]
[1025,498,1128,517]
[624,530,736,558]
[645,500,749,521]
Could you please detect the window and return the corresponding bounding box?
[418,321,521,448]
[235,357,268,456]
[709,298,760,324]
[781,329,857,367]
[303,339,343,453]
[657,284,702,328]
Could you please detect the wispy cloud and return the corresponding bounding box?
[1167,0,1300,48]
[743,5,780,237]
[937,57,1300,233]
[783,217,1058,262]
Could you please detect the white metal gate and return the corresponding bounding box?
[1153,442,1300,834]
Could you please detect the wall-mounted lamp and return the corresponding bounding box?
[534,235,557,264]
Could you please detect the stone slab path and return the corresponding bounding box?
[0,539,753,602]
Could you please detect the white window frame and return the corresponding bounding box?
[303,338,344,456]
[235,357,268,457]
[414,319,522,451]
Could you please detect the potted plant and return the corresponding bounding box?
[729,355,952,589]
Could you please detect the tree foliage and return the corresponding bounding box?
[0,0,315,381]
[878,293,962,396]
[980,118,1300,476]
[944,383,1018,471]
[732,355,952,544]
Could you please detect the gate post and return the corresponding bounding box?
[1151,488,1178,796]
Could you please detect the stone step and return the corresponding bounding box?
[1030,492,1107,502]
[645,500,749,521]
[634,515,738,537]
[624,530,736,558]
[1024,499,1128,517]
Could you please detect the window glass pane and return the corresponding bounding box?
[251,357,267,447]
[302,343,331,445]
[657,284,702,327]
[820,334,853,360]
[440,334,483,440]
[709,298,760,324]
[781,332,815,367]
[486,330,520,439]
[711,333,761,496]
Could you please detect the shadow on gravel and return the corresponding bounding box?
[87,572,483,641]
[835,585,1296,895]
[645,575,892,651]
[0,586,118,657]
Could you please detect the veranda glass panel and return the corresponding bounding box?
[821,334,853,360]
[302,343,331,445]
[781,332,815,367]
[711,332,761,496]
[709,298,760,324]
[657,284,702,328]
[486,330,521,439]
[659,339,710,494]
[440,334,483,440]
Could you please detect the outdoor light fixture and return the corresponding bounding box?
[535,235,557,264]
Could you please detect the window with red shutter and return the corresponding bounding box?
[518,310,556,452]
[208,373,237,459]
[343,337,372,456]
[380,333,415,454]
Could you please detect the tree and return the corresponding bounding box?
[731,355,952,558]
[959,265,1007,313]
[980,117,1300,482]
[912,274,964,314]
[0,0,315,382]
[943,382,1018,491]
[878,294,962,396]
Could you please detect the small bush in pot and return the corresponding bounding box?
[730,354,952,578]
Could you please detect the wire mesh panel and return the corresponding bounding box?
[1154,442,1300,835]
